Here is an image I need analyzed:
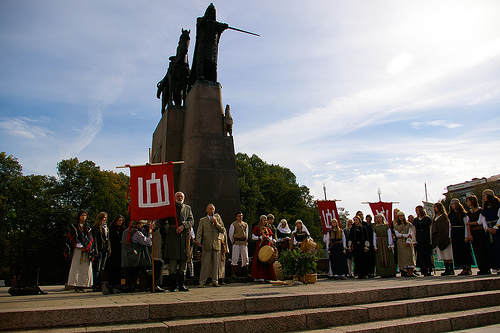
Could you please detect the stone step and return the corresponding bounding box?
[9,289,500,333]
[312,306,500,333]
[2,276,500,331]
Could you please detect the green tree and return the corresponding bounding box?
[0,153,130,285]
[236,153,323,245]
[56,158,129,222]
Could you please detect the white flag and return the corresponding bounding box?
[423,201,434,220]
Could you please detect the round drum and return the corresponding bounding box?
[300,238,319,253]
[258,245,278,265]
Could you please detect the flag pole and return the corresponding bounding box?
[116,161,184,169]
[149,151,156,293]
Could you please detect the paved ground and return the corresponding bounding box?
[1,268,498,312]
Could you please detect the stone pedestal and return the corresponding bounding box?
[151,105,185,190]
[179,81,240,229]
[151,80,240,228]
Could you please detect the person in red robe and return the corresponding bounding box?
[251,215,276,282]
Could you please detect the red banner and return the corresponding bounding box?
[317,200,340,234]
[129,163,176,221]
[368,201,393,226]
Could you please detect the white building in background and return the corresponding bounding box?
[445,174,500,200]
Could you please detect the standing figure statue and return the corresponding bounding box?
[157,29,191,114]
[223,104,233,136]
[189,3,228,86]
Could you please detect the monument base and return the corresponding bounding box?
[179,81,241,228]
[151,105,185,190]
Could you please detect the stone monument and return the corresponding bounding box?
[152,3,257,227]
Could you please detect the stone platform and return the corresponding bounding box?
[1,270,500,332]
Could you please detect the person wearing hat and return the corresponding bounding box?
[116,220,165,293]
[432,202,455,276]
[448,198,475,275]
[478,189,500,273]
[393,211,416,277]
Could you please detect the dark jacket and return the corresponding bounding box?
[432,214,451,251]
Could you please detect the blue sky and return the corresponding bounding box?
[1,0,500,218]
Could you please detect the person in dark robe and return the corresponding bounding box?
[413,205,434,276]
[478,189,500,273]
[160,191,194,292]
[448,198,475,275]
[106,215,125,285]
[348,216,370,279]
[465,195,490,275]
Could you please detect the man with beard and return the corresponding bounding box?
[160,191,194,292]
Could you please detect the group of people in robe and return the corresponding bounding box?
[63,188,500,292]
[324,189,500,279]
[64,192,316,292]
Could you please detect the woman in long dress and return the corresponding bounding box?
[291,220,310,250]
[250,215,276,282]
[324,219,348,279]
[92,212,111,291]
[448,198,475,275]
[479,189,500,273]
[465,195,490,275]
[393,211,416,277]
[276,219,292,257]
[348,216,369,278]
[106,214,125,285]
[373,213,397,278]
[432,202,455,276]
[413,205,434,276]
[64,210,95,292]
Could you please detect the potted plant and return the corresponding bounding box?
[278,248,320,283]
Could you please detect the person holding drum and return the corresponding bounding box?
[251,215,277,283]
[276,219,292,257]
[291,220,311,249]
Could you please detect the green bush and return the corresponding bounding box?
[278,248,320,278]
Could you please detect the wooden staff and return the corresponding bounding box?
[151,221,156,293]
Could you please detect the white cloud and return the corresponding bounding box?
[411,120,463,129]
[387,52,413,75]
[0,117,52,139]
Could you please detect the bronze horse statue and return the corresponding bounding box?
[157,29,190,113]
